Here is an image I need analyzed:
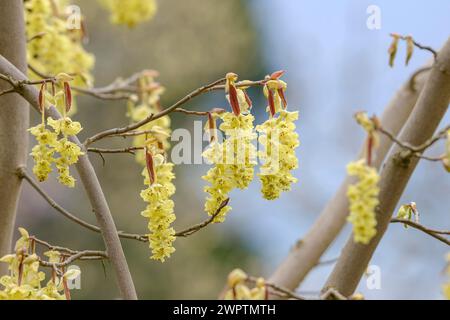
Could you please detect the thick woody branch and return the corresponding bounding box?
[323,37,450,297]
[0,1,29,276]
[268,62,431,294]
[0,55,137,300]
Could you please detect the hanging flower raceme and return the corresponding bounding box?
[127,71,171,166]
[98,0,157,27]
[202,73,257,222]
[140,150,176,262]
[257,71,299,200]
[29,76,84,187]
[0,228,80,300]
[223,269,266,300]
[26,0,95,93]
[346,112,380,245]
[346,160,379,244]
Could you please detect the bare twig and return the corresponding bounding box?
[18,168,101,233]
[376,124,450,162]
[19,166,228,243]
[84,77,227,146]
[175,198,229,237]
[87,146,144,155]
[391,218,450,245]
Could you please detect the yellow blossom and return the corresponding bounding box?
[0,228,78,300]
[202,112,256,222]
[257,110,299,200]
[346,159,380,244]
[98,0,157,27]
[140,154,176,262]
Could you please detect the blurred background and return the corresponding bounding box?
[16,0,450,299]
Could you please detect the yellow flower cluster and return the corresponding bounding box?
[25,0,95,89]
[202,112,257,222]
[29,116,83,187]
[0,228,80,300]
[202,73,257,222]
[347,160,380,244]
[223,269,266,300]
[257,110,299,200]
[127,73,171,165]
[98,0,157,27]
[140,153,176,262]
[443,253,450,300]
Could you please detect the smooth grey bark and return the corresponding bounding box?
[323,37,450,297]
[268,64,430,293]
[0,1,29,275]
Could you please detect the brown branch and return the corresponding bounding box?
[394,34,438,60]
[84,77,227,146]
[83,78,266,147]
[19,166,227,243]
[0,87,14,96]
[87,146,144,155]
[323,37,450,297]
[174,108,210,116]
[28,64,143,100]
[18,168,101,233]
[175,198,229,237]
[391,218,450,245]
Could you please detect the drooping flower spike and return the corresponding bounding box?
[140,149,177,262]
[29,76,83,187]
[202,73,257,222]
[346,111,381,245]
[257,71,299,200]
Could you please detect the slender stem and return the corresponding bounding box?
[391,218,450,245]
[84,78,227,146]
[20,167,227,242]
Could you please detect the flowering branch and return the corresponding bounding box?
[323,36,450,297]
[0,54,137,300]
[19,166,229,242]
[28,64,145,101]
[269,62,431,294]
[83,78,266,146]
[30,236,107,268]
